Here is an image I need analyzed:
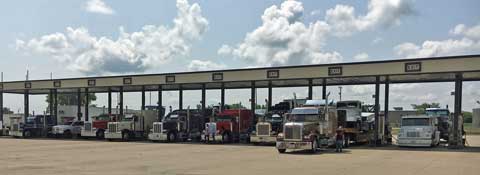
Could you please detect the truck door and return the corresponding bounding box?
[337,110,347,128]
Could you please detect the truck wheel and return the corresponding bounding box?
[122,132,131,142]
[96,130,105,139]
[23,130,32,138]
[64,130,72,139]
[344,136,350,148]
[222,132,231,143]
[167,132,177,142]
[278,149,286,153]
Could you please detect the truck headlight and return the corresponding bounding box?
[276,133,284,141]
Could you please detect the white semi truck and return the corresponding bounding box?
[105,111,156,141]
[397,115,440,147]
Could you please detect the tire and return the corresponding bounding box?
[96,130,105,139]
[23,130,32,138]
[222,132,231,143]
[278,149,286,153]
[311,139,318,153]
[167,132,177,143]
[64,130,72,139]
[122,131,131,142]
[344,136,351,148]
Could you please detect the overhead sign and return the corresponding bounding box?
[166,75,176,83]
[88,79,96,87]
[212,73,223,81]
[24,82,31,89]
[267,70,279,78]
[405,62,422,72]
[328,67,342,76]
[53,81,61,88]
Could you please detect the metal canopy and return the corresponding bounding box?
[1,55,480,94]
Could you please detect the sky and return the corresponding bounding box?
[1,0,480,114]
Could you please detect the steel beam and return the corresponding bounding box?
[158,85,163,121]
[108,88,112,115]
[141,86,146,111]
[119,87,124,116]
[179,86,183,110]
[24,90,29,123]
[77,88,82,121]
[384,76,390,143]
[85,88,89,122]
[0,90,3,123]
[251,81,256,123]
[268,81,272,111]
[308,79,313,100]
[221,83,225,112]
[374,76,380,146]
[201,84,206,111]
[322,78,327,100]
[53,89,58,125]
[452,73,463,148]
[49,89,54,118]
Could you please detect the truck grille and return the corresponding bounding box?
[153,123,162,133]
[407,131,420,137]
[108,123,118,133]
[284,125,302,140]
[84,123,92,131]
[12,124,19,132]
[257,124,270,136]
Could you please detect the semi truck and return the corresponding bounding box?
[148,109,208,142]
[10,115,56,138]
[276,99,338,153]
[397,115,440,147]
[104,111,156,141]
[336,100,372,147]
[81,114,117,139]
[425,108,450,141]
[203,109,253,143]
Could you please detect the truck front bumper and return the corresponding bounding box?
[250,135,276,143]
[10,130,23,137]
[276,141,312,150]
[104,132,122,139]
[148,133,167,141]
[397,138,433,147]
[80,129,97,137]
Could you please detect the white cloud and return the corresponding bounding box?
[187,60,226,71]
[310,9,322,16]
[85,0,115,15]
[219,0,413,67]
[372,37,383,44]
[394,23,480,58]
[354,52,369,61]
[325,0,414,37]
[17,0,208,75]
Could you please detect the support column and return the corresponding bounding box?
[85,88,89,122]
[251,81,256,122]
[77,89,82,121]
[0,90,3,123]
[119,87,124,116]
[322,78,327,99]
[452,73,463,148]
[267,81,272,111]
[158,85,163,121]
[108,88,112,115]
[49,90,54,117]
[374,76,380,146]
[201,84,206,112]
[179,86,183,110]
[308,79,313,100]
[53,89,58,125]
[24,90,29,123]
[141,86,146,111]
[221,83,225,112]
[384,76,390,142]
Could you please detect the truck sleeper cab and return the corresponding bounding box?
[81,114,116,139]
[148,109,206,142]
[397,115,440,147]
[250,113,283,144]
[10,115,55,138]
[105,112,156,141]
[202,109,252,143]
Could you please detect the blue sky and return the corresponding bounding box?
[1,0,480,114]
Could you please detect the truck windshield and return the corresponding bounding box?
[426,110,449,117]
[337,102,359,108]
[402,118,430,126]
[289,114,319,122]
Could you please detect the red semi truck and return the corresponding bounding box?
[81,114,118,139]
[203,109,253,143]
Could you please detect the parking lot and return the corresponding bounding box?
[1,135,479,175]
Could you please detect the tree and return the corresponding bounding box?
[411,102,440,113]
[45,93,97,113]
[224,103,246,109]
[2,107,13,114]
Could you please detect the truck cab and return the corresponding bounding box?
[336,100,370,147]
[81,114,117,139]
[397,115,440,147]
[250,113,284,144]
[10,115,55,138]
[276,100,337,153]
[52,120,85,138]
[148,109,207,142]
[105,112,156,141]
[203,109,252,143]
[425,108,450,141]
